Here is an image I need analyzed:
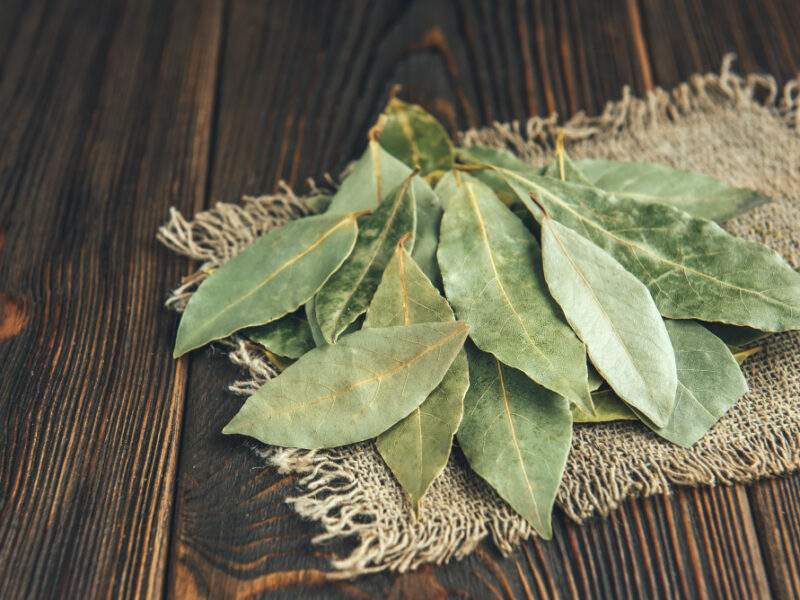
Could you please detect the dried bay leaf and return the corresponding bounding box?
[409,177,443,287]
[639,319,747,447]
[438,181,593,413]
[262,349,294,372]
[364,239,468,513]
[327,138,412,215]
[303,193,332,214]
[543,132,594,187]
[458,344,572,538]
[571,389,636,422]
[575,159,770,222]
[174,212,360,358]
[587,362,604,392]
[246,310,314,359]
[223,321,469,448]
[497,170,800,332]
[305,297,363,348]
[456,145,542,209]
[378,97,454,176]
[733,346,762,365]
[703,322,772,348]
[572,321,747,441]
[305,297,326,347]
[315,176,417,344]
[456,145,536,172]
[538,210,677,427]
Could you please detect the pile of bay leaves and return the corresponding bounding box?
[172,97,800,538]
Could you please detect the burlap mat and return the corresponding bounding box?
[159,56,800,577]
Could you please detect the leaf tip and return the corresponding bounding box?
[172,336,191,359]
[397,231,413,249]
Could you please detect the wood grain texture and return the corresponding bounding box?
[0,0,222,596]
[2,0,800,597]
[168,0,800,598]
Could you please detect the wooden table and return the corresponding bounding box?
[2,1,800,597]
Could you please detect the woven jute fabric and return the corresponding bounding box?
[158,56,800,577]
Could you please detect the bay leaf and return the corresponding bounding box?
[305,297,326,347]
[456,145,536,172]
[262,349,294,372]
[364,240,468,513]
[245,310,314,359]
[326,138,413,215]
[538,210,677,427]
[637,319,748,447]
[703,322,772,348]
[409,177,443,287]
[455,145,542,208]
[733,346,762,365]
[378,97,454,176]
[543,132,593,187]
[458,344,572,539]
[587,362,604,392]
[303,193,332,214]
[174,212,360,358]
[571,389,635,423]
[315,176,417,344]
[222,321,469,448]
[305,297,363,347]
[437,180,593,413]
[496,169,800,332]
[575,158,770,222]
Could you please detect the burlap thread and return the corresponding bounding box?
[158,56,800,577]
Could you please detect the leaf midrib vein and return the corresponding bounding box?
[544,216,655,399]
[509,170,797,315]
[245,324,467,422]
[465,184,560,376]
[202,217,353,330]
[329,179,413,335]
[496,359,540,527]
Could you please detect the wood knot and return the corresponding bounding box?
[0,292,27,339]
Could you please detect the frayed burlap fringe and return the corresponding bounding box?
[158,55,800,577]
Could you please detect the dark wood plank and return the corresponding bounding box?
[749,477,800,599]
[167,0,800,597]
[0,0,223,596]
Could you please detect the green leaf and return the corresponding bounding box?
[303,193,332,214]
[572,321,748,440]
[641,319,748,447]
[587,362,604,392]
[409,177,443,287]
[305,297,363,348]
[437,181,593,413]
[364,241,468,513]
[327,138,413,215]
[378,98,454,176]
[702,322,772,348]
[455,145,542,208]
[174,212,360,358]
[496,169,800,332]
[315,176,417,344]
[458,344,572,539]
[575,158,770,222]
[222,321,469,448]
[261,349,295,372]
[245,310,315,359]
[538,210,677,427]
[571,390,635,423]
[456,145,535,171]
[733,346,762,365]
[543,133,594,187]
[305,297,326,347]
